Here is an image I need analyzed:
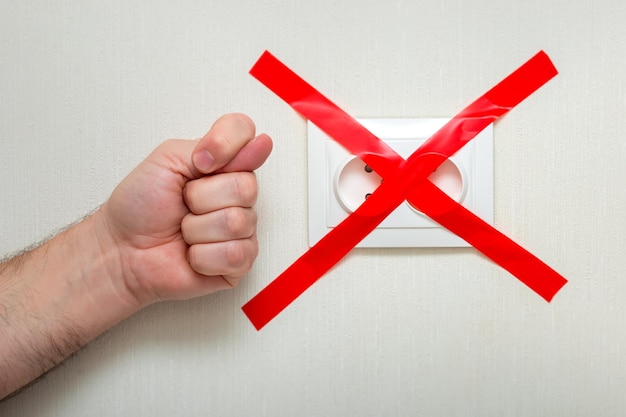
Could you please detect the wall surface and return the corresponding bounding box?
[1,0,625,416]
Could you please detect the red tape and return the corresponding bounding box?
[243,51,567,330]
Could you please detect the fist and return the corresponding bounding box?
[182,170,259,286]
[102,114,273,306]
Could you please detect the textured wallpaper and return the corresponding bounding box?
[1,0,625,415]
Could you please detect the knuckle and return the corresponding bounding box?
[225,241,246,269]
[211,132,233,156]
[233,172,258,206]
[223,207,248,236]
[227,113,255,134]
[224,240,253,273]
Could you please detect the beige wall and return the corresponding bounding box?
[1,0,625,415]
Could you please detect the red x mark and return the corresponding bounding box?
[243,51,567,330]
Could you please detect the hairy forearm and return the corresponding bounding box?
[0,211,141,399]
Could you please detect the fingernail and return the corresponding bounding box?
[193,150,215,173]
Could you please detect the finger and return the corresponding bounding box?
[216,133,273,173]
[184,172,257,214]
[181,207,257,244]
[188,237,258,278]
[192,113,257,174]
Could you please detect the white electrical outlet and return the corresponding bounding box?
[308,118,494,248]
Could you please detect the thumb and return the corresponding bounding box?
[216,133,273,173]
[192,113,259,174]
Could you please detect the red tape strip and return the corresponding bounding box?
[243,51,567,330]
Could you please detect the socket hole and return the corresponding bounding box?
[334,157,383,213]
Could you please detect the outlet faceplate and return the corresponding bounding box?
[308,118,494,248]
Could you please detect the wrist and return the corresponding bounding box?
[84,207,146,317]
[12,209,145,341]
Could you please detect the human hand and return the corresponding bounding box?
[0,114,272,396]
[100,113,273,308]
